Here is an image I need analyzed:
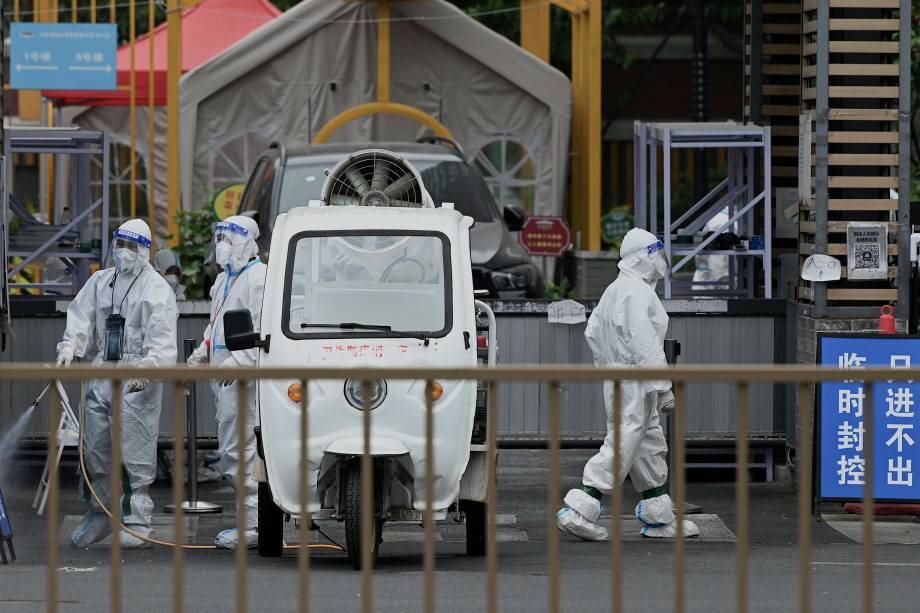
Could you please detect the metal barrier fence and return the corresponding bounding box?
[12,362,904,613]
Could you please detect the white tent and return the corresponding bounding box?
[53,0,281,242]
[179,0,572,217]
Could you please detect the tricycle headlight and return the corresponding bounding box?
[344,379,387,410]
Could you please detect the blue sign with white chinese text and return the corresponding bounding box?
[10,23,117,91]
[818,335,920,502]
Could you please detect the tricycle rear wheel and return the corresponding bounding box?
[342,460,382,570]
[258,481,284,557]
[461,500,487,556]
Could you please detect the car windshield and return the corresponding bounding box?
[279,157,498,222]
[285,232,451,338]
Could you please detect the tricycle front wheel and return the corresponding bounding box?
[342,460,382,570]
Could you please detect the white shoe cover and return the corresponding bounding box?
[556,507,608,541]
[69,511,112,548]
[640,519,700,538]
[563,489,602,522]
[120,529,153,549]
[635,493,675,528]
[215,528,259,550]
[196,465,222,483]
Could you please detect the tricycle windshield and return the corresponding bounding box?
[283,231,452,339]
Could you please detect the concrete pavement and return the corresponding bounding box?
[1,449,918,612]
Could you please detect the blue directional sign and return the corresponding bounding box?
[818,334,920,502]
[10,23,117,91]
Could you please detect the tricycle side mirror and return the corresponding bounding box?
[223,309,270,352]
[503,205,526,232]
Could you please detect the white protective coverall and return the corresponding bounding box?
[188,215,266,549]
[57,219,179,549]
[691,211,730,294]
[152,248,187,300]
[557,228,699,540]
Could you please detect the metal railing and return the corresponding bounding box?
[11,362,906,613]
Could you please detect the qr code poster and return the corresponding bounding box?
[847,222,888,280]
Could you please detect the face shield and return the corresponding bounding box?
[214,229,235,248]
[107,227,151,275]
[648,240,669,264]
[646,240,670,280]
[214,220,258,272]
[113,237,140,252]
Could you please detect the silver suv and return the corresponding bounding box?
[205,139,544,298]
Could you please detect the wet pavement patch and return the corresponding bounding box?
[822,514,920,545]
[590,513,737,542]
[59,515,199,548]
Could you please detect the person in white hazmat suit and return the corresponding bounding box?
[557,228,699,540]
[152,248,187,300]
[153,245,224,481]
[187,215,266,549]
[691,210,730,294]
[56,219,179,549]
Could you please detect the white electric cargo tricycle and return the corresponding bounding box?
[223,149,497,568]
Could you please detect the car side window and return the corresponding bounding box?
[240,157,270,214]
[254,163,275,254]
[239,157,275,254]
[255,163,275,230]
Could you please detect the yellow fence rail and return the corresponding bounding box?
[9,362,909,613]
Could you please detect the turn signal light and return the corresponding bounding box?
[429,381,444,401]
[288,383,304,403]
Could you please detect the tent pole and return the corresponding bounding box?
[130,0,138,220]
[314,103,452,145]
[377,0,390,103]
[167,0,181,246]
[544,1,601,250]
[44,99,56,225]
[148,0,157,250]
[569,13,582,237]
[520,0,550,62]
[586,0,601,250]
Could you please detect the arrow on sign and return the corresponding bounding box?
[15,64,58,71]
[68,65,113,73]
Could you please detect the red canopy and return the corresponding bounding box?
[43,0,280,107]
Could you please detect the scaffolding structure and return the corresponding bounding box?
[744,0,802,191]
[633,121,772,299]
[2,128,110,307]
[797,0,910,319]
